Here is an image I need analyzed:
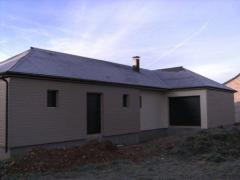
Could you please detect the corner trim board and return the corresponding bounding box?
[1,76,8,153]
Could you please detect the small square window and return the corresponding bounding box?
[47,90,58,107]
[123,94,128,107]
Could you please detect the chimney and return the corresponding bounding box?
[132,56,140,72]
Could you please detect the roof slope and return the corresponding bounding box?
[0,50,30,73]
[154,67,232,91]
[0,47,233,92]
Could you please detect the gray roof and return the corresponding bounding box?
[0,47,233,92]
[154,67,232,90]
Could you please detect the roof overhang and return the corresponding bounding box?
[2,71,169,92]
[1,71,235,93]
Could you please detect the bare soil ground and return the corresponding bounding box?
[1,125,240,179]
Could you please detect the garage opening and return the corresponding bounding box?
[169,96,201,126]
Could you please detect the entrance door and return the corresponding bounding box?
[169,96,201,126]
[87,93,101,134]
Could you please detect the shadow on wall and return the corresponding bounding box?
[234,102,240,122]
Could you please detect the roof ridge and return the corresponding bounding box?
[30,47,134,69]
[8,49,32,72]
[184,69,206,86]
[0,49,31,72]
[30,47,155,72]
[0,49,29,64]
[156,66,186,72]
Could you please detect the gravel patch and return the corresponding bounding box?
[3,157,240,180]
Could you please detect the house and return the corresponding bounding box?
[0,47,235,157]
[225,74,240,122]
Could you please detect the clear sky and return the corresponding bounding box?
[0,0,239,83]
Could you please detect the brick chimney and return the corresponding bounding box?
[132,56,140,72]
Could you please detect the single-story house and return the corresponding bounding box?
[0,47,235,157]
[225,74,240,122]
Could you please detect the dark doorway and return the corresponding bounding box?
[87,93,101,134]
[169,96,201,126]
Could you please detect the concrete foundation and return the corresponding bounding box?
[166,127,201,137]
[139,128,168,142]
[5,128,203,158]
[9,132,139,157]
[0,147,10,160]
[103,133,139,145]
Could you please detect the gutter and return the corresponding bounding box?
[1,75,8,153]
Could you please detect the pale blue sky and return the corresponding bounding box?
[0,0,240,82]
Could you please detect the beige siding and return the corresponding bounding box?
[8,77,140,147]
[140,90,168,130]
[167,90,208,129]
[6,76,235,148]
[207,90,234,128]
[140,90,210,130]
[0,80,6,147]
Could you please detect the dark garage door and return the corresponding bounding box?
[169,96,201,126]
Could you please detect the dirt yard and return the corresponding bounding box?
[2,126,240,179]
